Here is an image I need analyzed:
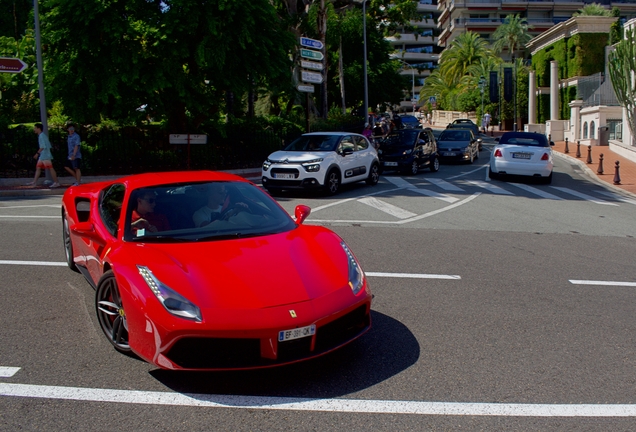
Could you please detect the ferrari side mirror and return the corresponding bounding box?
[294,205,311,224]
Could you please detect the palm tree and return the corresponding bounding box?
[573,3,612,16]
[491,14,532,59]
[438,31,492,85]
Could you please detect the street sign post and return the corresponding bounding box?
[297,84,315,93]
[300,60,323,71]
[169,134,208,170]
[300,49,324,61]
[301,70,323,84]
[0,57,27,73]
[300,37,323,50]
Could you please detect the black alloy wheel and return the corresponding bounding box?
[325,170,341,195]
[96,271,131,353]
[366,163,380,185]
[430,156,440,172]
[407,160,419,176]
[62,212,79,272]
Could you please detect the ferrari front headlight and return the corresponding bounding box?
[137,265,202,322]
[340,241,365,295]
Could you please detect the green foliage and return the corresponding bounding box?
[609,28,636,145]
[491,14,533,57]
[0,0,31,39]
[573,3,612,17]
[537,94,550,124]
[47,101,69,128]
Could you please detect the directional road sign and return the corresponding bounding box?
[300,37,324,50]
[300,60,323,71]
[301,70,324,84]
[300,49,324,61]
[0,57,27,73]
[169,134,207,144]
[297,85,315,93]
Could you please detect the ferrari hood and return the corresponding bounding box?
[124,227,348,310]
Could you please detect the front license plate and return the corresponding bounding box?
[512,152,532,159]
[443,152,456,157]
[274,173,295,179]
[384,161,398,167]
[278,324,316,342]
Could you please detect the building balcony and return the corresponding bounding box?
[386,34,438,45]
[411,18,437,28]
[394,51,439,62]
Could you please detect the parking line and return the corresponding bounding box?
[569,280,636,287]
[358,197,417,219]
[0,367,20,378]
[2,382,636,417]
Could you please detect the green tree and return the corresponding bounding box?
[609,28,636,146]
[42,0,295,130]
[438,31,491,85]
[491,14,532,59]
[0,0,31,39]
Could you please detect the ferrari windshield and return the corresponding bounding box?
[124,181,296,242]
[380,130,418,148]
[283,134,341,152]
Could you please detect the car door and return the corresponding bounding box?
[354,135,376,176]
[337,135,361,183]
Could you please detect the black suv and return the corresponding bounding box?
[378,128,439,175]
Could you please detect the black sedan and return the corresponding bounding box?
[378,129,439,175]
[446,123,482,149]
[437,129,481,164]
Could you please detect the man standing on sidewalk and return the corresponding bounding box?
[27,123,61,188]
[64,125,82,186]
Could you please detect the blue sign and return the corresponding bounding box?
[300,37,324,50]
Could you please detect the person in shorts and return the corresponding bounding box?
[64,125,82,186]
[27,123,60,188]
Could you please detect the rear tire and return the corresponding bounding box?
[543,172,553,184]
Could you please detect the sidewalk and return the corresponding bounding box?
[0,168,263,198]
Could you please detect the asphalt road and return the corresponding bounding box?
[2,145,636,430]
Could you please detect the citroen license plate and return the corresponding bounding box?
[278,324,316,342]
[274,173,295,179]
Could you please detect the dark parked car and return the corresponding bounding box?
[378,128,439,175]
[399,115,422,129]
[446,123,482,149]
[437,129,481,164]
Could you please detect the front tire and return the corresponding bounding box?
[96,270,131,353]
[405,160,419,176]
[366,163,380,185]
[430,156,440,172]
[62,212,79,272]
[324,169,341,195]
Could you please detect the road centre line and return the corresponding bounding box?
[0,367,20,378]
[569,280,636,287]
[2,382,636,417]
[0,260,67,267]
[367,272,460,280]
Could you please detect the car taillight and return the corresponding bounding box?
[494,149,503,157]
[541,153,549,161]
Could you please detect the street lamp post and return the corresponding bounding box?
[362,0,368,123]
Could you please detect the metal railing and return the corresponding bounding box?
[578,73,620,108]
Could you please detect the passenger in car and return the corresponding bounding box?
[131,191,171,234]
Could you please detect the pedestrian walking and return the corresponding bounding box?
[482,112,491,133]
[26,123,60,188]
[64,125,82,186]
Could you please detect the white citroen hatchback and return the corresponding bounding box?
[262,132,380,195]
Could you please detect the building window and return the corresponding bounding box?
[583,122,588,139]
[590,121,595,139]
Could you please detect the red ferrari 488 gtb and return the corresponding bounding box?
[61,171,372,370]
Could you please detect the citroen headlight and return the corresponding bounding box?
[262,159,272,171]
[302,158,323,172]
[137,265,202,321]
[340,241,365,295]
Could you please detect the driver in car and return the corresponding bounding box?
[193,183,249,228]
[131,191,171,234]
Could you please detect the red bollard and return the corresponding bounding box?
[586,145,593,164]
[597,153,604,174]
[613,161,621,185]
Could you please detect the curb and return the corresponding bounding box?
[0,168,263,198]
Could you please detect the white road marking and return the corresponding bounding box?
[0,367,20,378]
[409,188,459,203]
[310,193,480,225]
[465,180,514,195]
[367,272,460,280]
[0,205,60,209]
[569,280,636,287]
[424,178,464,192]
[2,382,636,417]
[594,190,636,206]
[508,183,564,200]
[446,165,487,180]
[0,260,67,267]
[384,177,413,189]
[358,197,417,219]
[0,215,59,219]
[309,187,402,213]
[549,187,619,206]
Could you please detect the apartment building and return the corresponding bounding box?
[436,0,636,57]
[386,0,442,111]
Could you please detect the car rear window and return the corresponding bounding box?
[500,135,548,147]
